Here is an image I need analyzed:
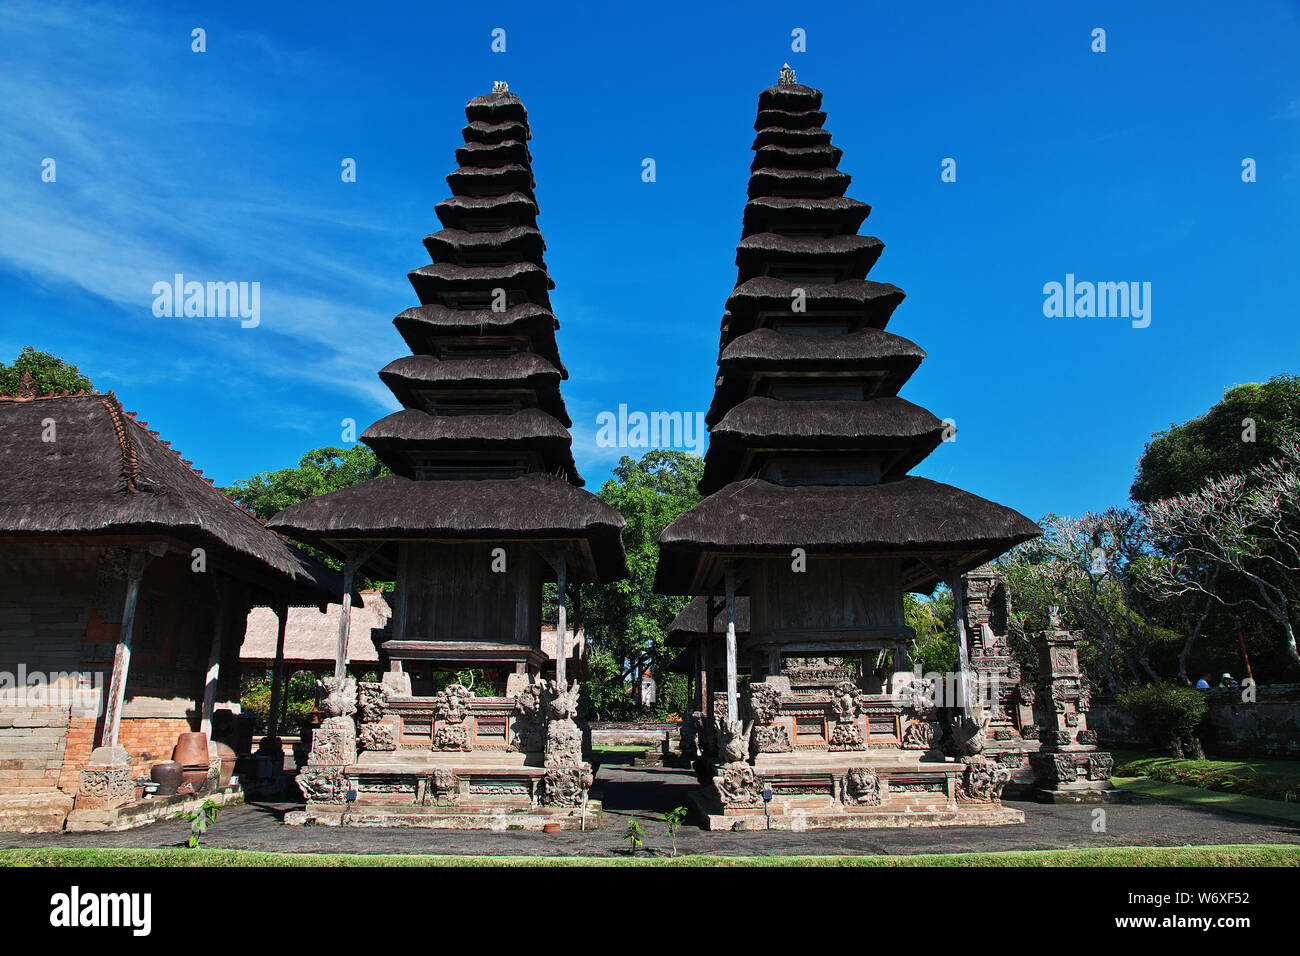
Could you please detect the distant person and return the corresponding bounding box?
[1195,673,1211,689]
[1219,672,1238,689]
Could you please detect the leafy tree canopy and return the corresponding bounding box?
[1132,374,1300,502]
[0,345,93,395]
[225,445,389,520]
[582,450,703,719]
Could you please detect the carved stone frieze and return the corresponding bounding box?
[358,721,396,752]
[843,768,882,806]
[828,719,865,751]
[902,719,939,750]
[713,763,764,807]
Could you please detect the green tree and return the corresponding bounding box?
[1132,374,1300,503]
[0,345,93,395]
[226,445,389,519]
[905,591,957,675]
[581,451,704,720]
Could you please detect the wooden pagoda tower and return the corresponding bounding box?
[655,67,1041,829]
[270,84,626,828]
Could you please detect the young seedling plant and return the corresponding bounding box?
[175,799,221,849]
[663,805,689,857]
[622,818,645,855]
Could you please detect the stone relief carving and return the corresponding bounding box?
[357,681,389,723]
[321,675,357,718]
[541,766,593,808]
[433,684,472,724]
[753,723,792,753]
[298,767,347,804]
[902,719,939,750]
[747,682,782,724]
[713,763,764,807]
[435,724,472,751]
[829,719,865,751]
[962,757,1010,801]
[843,768,882,806]
[358,722,396,752]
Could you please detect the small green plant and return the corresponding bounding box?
[663,806,689,857]
[1118,683,1208,757]
[174,800,221,849]
[622,819,645,854]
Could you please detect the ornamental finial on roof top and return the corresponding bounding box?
[492,81,509,94]
[778,63,797,86]
[16,371,36,400]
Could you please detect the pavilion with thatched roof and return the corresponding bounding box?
[267,84,625,827]
[0,380,337,832]
[654,67,1040,829]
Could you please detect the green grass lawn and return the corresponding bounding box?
[3,845,1298,867]
[1112,749,1300,803]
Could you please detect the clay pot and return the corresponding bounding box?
[180,767,208,792]
[172,732,209,767]
[213,741,237,788]
[151,761,183,796]
[543,822,562,834]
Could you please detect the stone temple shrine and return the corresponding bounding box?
[655,67,1042,829]
[269,85,627,828]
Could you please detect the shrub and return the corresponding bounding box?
[1118,683,1208,757]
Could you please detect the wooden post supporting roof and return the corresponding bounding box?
[334,544,378,682]
[265,601,288,748]
[555,556,568,688]
[99,544,164,750]
[199,579,225,746]
[724,567,739,723]
[948,569,975,719]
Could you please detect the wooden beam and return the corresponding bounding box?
[555,557,568,688]
[198,577,226,745]
[266,602,288,746]
[725,566,739,722]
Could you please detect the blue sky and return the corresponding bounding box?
[2,1,1297,522]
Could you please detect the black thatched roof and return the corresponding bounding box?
[741,196,870,236]
[735,232,883,281]
[654,477,1041,594]
[722,277,906,341]
[751,144,843,171]
[752,127,833,149]
[757,83,823,112]
[268,473,626,582]
[423,226,546,265]
[435,192,538,230]
[666,594,751,646]
[705,328,926,425]
[392,303,565,373]
[464,91,530,125]
[445,164,536,199]
[700,396,946,492]
[378,352,569,423]
[462,119,531,145]
[754,108,827,131]
[748,167,850,199]
[408,261,555,308]
[455,139,532,167]
[0,393,337,602]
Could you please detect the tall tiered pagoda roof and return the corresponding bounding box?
[655,67,1038,595]
[271,86,625,583]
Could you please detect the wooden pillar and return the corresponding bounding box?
[724,567,738,723]
[335,555,361,682]
[266,602,288,745]
[703,596,715,715]
[99,549,154,750]
[948,570,975,718]
[555,558,568,688]
[199,585,226,743]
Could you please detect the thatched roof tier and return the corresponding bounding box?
[748,166,850,199]
[408,261,555,308]
[378,352,569,422]
[422,225,546,265]
[699,396,946,492]
[666,595,751,646]
[462,119,531,145]
[361,408,579,482]
[754,108,827,131]
[752,127,833,149]
[392,303,564,371]
[455,139,533,168]
[750,144,843,171]
[654,477,1041,595]
[757,83,823,112]
[722,277,906,336]
[268,473,627,582]
[705,328,926,425]
[735,232,884,282]
[435,192,538,230]
[0,393,337,603]
[445,164,536,199]
[464,91,530,125]
[742,196,870,237]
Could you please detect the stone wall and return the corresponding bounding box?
[0,706,71,792]
[1090,684,1300,758]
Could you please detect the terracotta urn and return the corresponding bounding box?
[213,741,237,788]
[543,822,562,834]
[150,761,183,796]
[173,732,209,767]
